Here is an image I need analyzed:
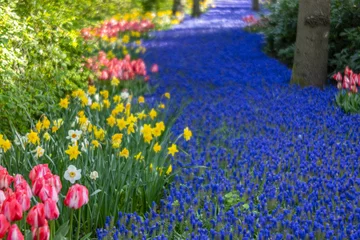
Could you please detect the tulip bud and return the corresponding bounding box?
[7,224,24,240]
[0,168,13,189]
[44,199,59,220]
[31,224,50,240]
[26,203,47,228]
[2,196,22,222]
[0,214,10,238]
[64,184,89,209]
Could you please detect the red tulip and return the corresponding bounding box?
[38,184,59,203]
[44,199,59,220]
[64,184,89,209]
[7,224,24,240]
[0,190,6,205]
[0,168,13,189]
[2,196,22,222]
[26,203,47,227]
[14,174,32,198]
[0,214,10,238]
[29,164,51,184]
[31,224,50,240]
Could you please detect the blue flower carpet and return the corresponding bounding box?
[98,0,360,239]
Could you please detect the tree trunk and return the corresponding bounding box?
[252,0,259,11]
[291,0,331,87]
[192,0,201,18]
[172,0,184,15]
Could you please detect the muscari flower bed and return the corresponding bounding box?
[97,0,360,239]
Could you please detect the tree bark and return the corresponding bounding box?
[192,0,201,18]
[252,0,259,11]
[172,0,184,15]
[291,0,331,87]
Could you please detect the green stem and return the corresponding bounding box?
[76,207,82,240]
[50,220,55,240]
[69,209,74,240]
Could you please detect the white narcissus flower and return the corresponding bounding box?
[89,171,99,180]
[94,93,100,102]
[34,146,45,158]
[81,139,89,152]
[87,97,92,106]
[121,91,129,100]
[64,165,82,184]
[66,130,82,143]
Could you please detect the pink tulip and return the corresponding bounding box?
[0,214,10,238]
[26,203,47,228]
[0,168,13,189]
[7,224,24,240]
[2,195,22,222]
[44,199,59,220]
[29,164,51,184]
[64,184,89,209]
[151,64,159,73]
[14,174,32,198]
[15,189,31,211]
[31,224,50,240]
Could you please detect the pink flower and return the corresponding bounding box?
[0,214,10,238]
[7,224,24,240]
[0,168,13,190]
[2,195,22,222]
[332,72,342,82]
[31,224,50,240]
[29,164,51,184]
[15,189,31,211]
[64,184,89,209]
[14,174,32,198]
[26,203,47,228]
[44,199,59,220]
[151,64,159,73]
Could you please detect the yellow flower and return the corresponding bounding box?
[91,140,100,148]
[43,132,51,141]
[135,152,144,161]
[156,122,165,132]
[117,118,128,130]
[137,111,147,120]
[166,165,172,175]
[164,92,170,99]
[113,95,121,103]
[91,102,101,111]
[183,127,192,141]
[149,109,157,120]
[27,130,40,145]
[113,103,124,115]
[80,96,88,106]
[157,167,163,176]
[127,123,135,135]
[152,127,162,137]
[142,124,152,135]
[72,89,86,98]
[168,144,178,156]
[138,96,145,104]
[111,133,123,148]
[59,98,69,109]
[158,103,165,109]
[103,99,111,109]
[111,78,120,86]
[125,103,131,116]
[42,117,50,129]
[149,163,153,172]
[153,142,162,153]
[119,148,129,158]
[78,111,85,117]
[127,114,137,124]
[106,115,116,127]
[94,127,106,141]
[78,116,88,126]
[100,90,109,99]
[65,145,81,160]
[135,40,141,45]
[1,139,12,152]
[122,35,130,44]
[88,85,97,95]
[52,119,63,133]
[36,121,42,133]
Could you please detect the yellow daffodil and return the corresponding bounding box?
[59,98,69,109]
[106,115,116,127]
[137,111,147,120]
[91,102,101,111]
[149,109,157,119]
[153,142,162,153]
[0,139,12,153]
[138,96,145,103]
[103,99,110,109]
[158,103,165,109]
[94,127,106,141]
[127,123,135,135]
[117,118,128,130]
[111,133,123,148]
[135,152,144,161]
[91,140,100,148]
[65,145,81,160]
[27,130,40,145]
[43,132,51,141]
[166,165,172,175]
[149,163,153,172]
[111,78,120,86]
[183,127,192,141]
[113,95,121,103]
[42,117,50,129]
[36,121,42,133]
[168,144,178,156]
[122,35,130,44]
[164,92,170,99]
[88,85,97,95]
[100,90,109,99]
[156,122,165,132]
[119,148,129,158]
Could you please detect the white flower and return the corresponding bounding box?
[121,91,129,100]
[66,130,82,143]
[81,139,89,152]
[94,93,100,102]
[87,97,92,106]
[89,171,99,180]
[64,165,82,184]
[33,146,45,158]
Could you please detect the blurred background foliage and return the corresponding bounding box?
[263,0,360,75]
[0,0,179,137]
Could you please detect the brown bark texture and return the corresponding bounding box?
[291,0,331,87]
[192,0,201,17]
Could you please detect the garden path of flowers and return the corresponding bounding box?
[97,0,360,239]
